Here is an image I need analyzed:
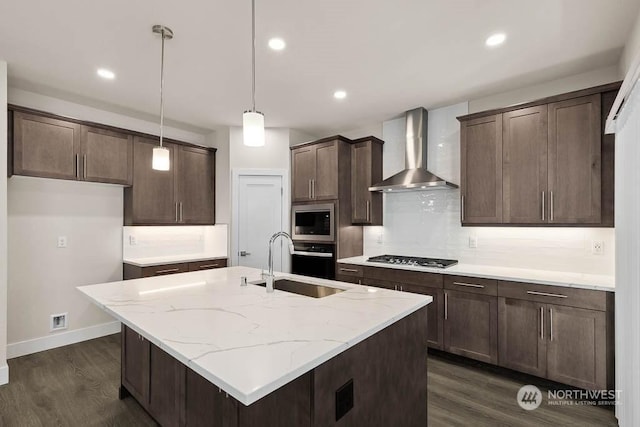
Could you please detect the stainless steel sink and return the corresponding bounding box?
[251,278,345,298]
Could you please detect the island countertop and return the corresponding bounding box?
[77,266,431,406]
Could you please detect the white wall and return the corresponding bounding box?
[7,177,122,355]
[364,102,615,275]
[0,60,9,384]
[468,65,621,113]
[620,8,640,76]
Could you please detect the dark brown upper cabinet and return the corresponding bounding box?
[458,82,619,227]
[460,114,503,224]
[502,105,548,224]
[80,125,133,185]
[12,110,133,185]
[548,95,602,224]
[351,137,383,225]
[124,137,215,225]
[291,137,352,202]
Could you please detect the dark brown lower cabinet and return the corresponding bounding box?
[497,280,613,390]
[443,290,498,364]
[149,345,184,427]
[121,325,150,408]
[546,304,607,390]
[402,284,444,350]
[123,259,228,280]
[122,307,428,427]
[498,298,547,377]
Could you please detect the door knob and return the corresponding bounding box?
[240,251,251,256]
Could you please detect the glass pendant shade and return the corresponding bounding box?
[152,146,171,171]
[243,111,265,147]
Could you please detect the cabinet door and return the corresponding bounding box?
[291,146,315,202]
[129,137,177,224]
[460,115,503,224]
[184,368,238,426]
[188,259,227,271]
[314,141,339,199]
[177,146,215,224]
[121,325,150,408]
[548,95,601,224]
[443,290,498,363]
[80,125,132,185]
[547,304,607,390]
[148,344,184,427]
[351,140,382,225]
[403,284,444,350]
[13,111,80,180]
[498,298,547,377]
[502,106,548,224]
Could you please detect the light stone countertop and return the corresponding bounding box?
[337,256,615,292]
[77,266,431,405]
[123,254,228,267]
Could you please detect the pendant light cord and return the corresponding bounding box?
[251,0,256,112]
[159,28,166,148]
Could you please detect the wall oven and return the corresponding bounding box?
[291,243,335,280]
[291,203,335,242]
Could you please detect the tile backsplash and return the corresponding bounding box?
[364,102,615,276]
[123,225,228,260]
[363,191,614,275]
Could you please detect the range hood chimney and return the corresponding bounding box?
[369,108,458,192]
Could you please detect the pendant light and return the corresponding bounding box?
[152,25,173,170]
[243,0,265,147]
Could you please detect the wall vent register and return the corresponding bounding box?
[367,255,458,269]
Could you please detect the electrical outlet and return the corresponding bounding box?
[129,235,137,245]
[50,313,68,331]
[57,236,67,248]
[469,236,478,249]
[592,240,604,255]
[376,231,384,244]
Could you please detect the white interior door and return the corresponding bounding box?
[237,175,284,271]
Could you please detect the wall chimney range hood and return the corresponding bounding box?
[369,108,458,192]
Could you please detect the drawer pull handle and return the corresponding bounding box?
[199,264,219,269]
[444,292,448,320]
[339,268,359,273]
[155,268,180,274]
[540,306,544,340]
[452,281,484,289]
[526,290,567,298]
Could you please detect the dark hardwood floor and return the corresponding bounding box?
[0,334,618,426]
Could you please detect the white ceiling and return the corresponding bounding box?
[0,0,638,136]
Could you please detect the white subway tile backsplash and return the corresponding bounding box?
[364,190,615,275]
[123,225,228,261]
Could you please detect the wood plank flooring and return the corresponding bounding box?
[0,334,618,426]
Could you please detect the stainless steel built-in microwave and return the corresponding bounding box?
[291,203,335,242]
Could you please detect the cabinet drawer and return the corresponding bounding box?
[188,259,227,272]
[444,275,497,296]
[498,280,608,311]
[336,274,361,285]
[336,264,364,278]
[363,266,443,289]
[362,277,397,290]
[141,263,188,277]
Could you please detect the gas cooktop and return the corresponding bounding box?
[367,255,458,269]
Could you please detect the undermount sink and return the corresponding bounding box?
[251,278,345,298]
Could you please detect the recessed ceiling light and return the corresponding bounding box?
[485,33,506,47]
[97,68,115,80]
[268,38,286,51]
[333,90,347,100]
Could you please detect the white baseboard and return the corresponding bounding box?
[7,321,121,359]
[0,364,8,385]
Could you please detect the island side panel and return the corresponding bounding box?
[312,306,428,427]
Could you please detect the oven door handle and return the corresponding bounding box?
[291,251,334,258]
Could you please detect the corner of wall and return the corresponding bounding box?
[0,59,8,382]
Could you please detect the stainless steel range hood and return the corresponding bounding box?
[369,108,458,192]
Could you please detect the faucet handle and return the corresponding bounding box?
[240,276,247,287]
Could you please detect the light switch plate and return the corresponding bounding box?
[469,236,478,249]
[129,235,137,245]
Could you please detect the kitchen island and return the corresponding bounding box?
[78,266,431,426]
